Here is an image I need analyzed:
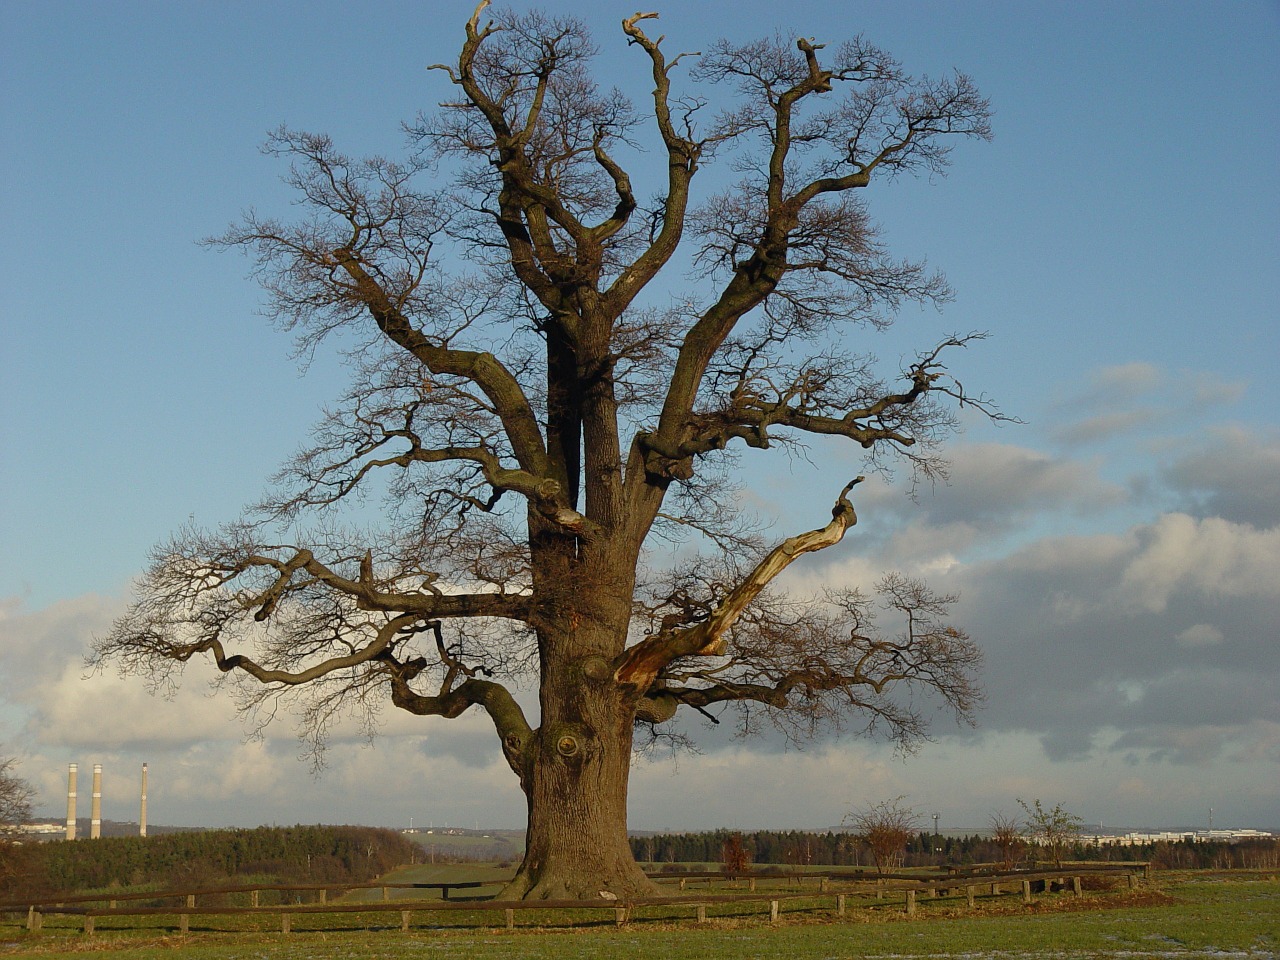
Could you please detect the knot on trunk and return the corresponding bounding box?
[579,655,611,681]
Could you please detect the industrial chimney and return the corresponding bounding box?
[65,763,77,841]
[90,764,102,839]
[139,763,148,838]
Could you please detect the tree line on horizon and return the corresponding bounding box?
[628,828,1280,872]
[1,824,419,899]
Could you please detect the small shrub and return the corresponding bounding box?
[722,833,752,873]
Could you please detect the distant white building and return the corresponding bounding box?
[10,822,65,837]
[1081,828,1274,846]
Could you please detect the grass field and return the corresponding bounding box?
[339,861,514,901]
[2,873,1275,958]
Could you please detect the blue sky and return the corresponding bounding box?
[2,0,1277,833]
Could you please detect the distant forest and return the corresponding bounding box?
[629,829,1280,871]
[5,824,1276,900]
[2,825,419,898]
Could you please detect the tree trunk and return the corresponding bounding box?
[500,643,658,900]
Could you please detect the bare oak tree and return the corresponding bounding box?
[0,758,34,892]
[989,810,1025,871]
[94,3,993,899]
[0,758,34,840]
[844,796,919,875]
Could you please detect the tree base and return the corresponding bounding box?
[499,855,660,901]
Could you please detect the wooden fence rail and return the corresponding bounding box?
[0,879,491,913]
[11,865,1142,936]
[0,861,1149,915]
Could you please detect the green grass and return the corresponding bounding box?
[2,874,1275,959]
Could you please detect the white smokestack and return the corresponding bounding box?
[90,763,102,839]
[140,763,148,838]
[65,763,77,841]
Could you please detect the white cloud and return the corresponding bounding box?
[1119,514,1280,613]
[1164,425,1280,527]
[1049,363,1248,447]
[628,742,911,830]
[1176,624,1225,649]
[29,663,250,749]
[1093,362,1162,396]
[1055,409,1158,446]
[915,443,1125,526]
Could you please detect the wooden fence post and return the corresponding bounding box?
[769,900,780,923]
[696,903,707,923]
[400,910,410,932]
[836,893,846,916]
[614,906,627,926]
[281,913,291,934]
[991,882,1000,895]
[251,889,260,908]
[1073,876,1082,898]
[749,877,756,892]
[26,906,41,932]
[318,889,327,904]
[966,886,975,908]
[180,913,189,935]
[1022,880,1032,904]
[382,885,390,901]
[83,915,95,935]
[905,890,916,916]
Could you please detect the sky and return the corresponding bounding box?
[2,0,1277,835]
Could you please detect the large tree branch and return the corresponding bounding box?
[381,619,535,780]
[329,249,552,479]
[391,674,534,779]
[638,42,989,486]
[614,478,862,690]
[286,418,596,537]
[638,43,854,475]
[605,13,702,316]
[430,6,576,311]
[224,547,534,624]
[633,573,983,743]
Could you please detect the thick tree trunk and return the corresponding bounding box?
[501,735,656,900]
[499,635,658,900]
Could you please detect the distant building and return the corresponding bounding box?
[1081,828,1274,846]
[10,822,65,838]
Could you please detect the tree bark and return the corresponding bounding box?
[500,656,657,900]
[499,519,658,900]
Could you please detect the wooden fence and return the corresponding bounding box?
[6,863,1147,936]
